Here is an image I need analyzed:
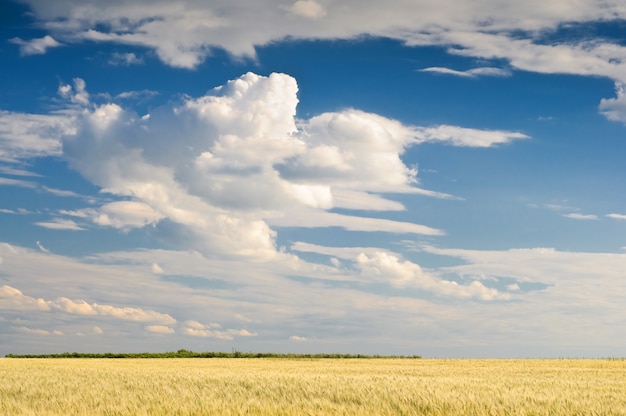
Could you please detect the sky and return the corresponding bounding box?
[1,0,626,358]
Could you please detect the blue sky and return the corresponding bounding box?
[1,0,626,357]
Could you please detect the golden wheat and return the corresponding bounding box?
[1,358,625,415]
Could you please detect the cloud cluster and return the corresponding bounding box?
[16,0,626,69]
[16,0,626,122]
[17,326,64,336]
[182,320,256,340]
[355,251,509,300]
[292,242,511,300]
[0,284,175,325]
[2,239,625,354]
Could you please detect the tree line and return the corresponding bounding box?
[5,349,421,359]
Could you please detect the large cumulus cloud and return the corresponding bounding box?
[56,73,525,264]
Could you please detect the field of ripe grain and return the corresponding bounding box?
[1,358,625,415]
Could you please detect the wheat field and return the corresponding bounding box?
[1,358,625,415]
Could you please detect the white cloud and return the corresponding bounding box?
[3,239,626,356]
[268,209,443,236]
[0,177,36,188]
[10,35,62,55]
[0,166,42,177]
[42,186,80,197]
[36,241,50,253]
[88,103,123,132]
[34,218,85,231]
[113,90,158,101]
[413,31,626,85]
[185,319,212,330]
[331,189,406,211]
[291,242,509,300]
[289,335,309,342]
[0,284,176,325]
[0,111,72,162]
[92,201,164,229]
[93,326,104,334]
[89,303,176,324]
[356,251,509,300]
[290,110,419,192]
[145,325,175,334]
[15,0,626,125]
[52,201,166,232]
[468,67,512,77]
[0,285,51,311]
[11,1,626,123]
[181,320,256,340]
[419,66,511,78]
[416,125,529,147]
[563,213,598,220]
[607,213,626,220]
[58,78,90,106]
[417,245,626,346]
[422,245,626,284]
[0,208,32,215]
[288,0,327,19]
[600,83,626,123]
[18,0,626,76]
[16,326,62,336]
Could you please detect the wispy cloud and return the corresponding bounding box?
[16,326,64,336]
[268,209,444,236]
[415,125,529,147]
[0,208,32,215]
[563,213,598,220]
[34,218,85,230]
[0,177,36,188]
[0,166,42,177]
[36,241,50,253]
[607,213,626,220]
[42,186,81,198]
[419,66,511,78]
